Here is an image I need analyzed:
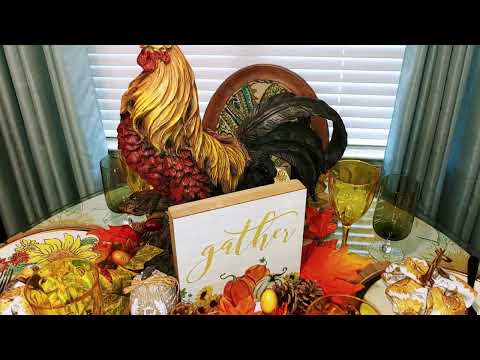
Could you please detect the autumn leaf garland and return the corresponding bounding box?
[89,225,142,263]
[84,213,372,313]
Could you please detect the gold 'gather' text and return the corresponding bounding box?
[186,210,298,283]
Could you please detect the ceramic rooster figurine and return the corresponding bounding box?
[117,45,347,213]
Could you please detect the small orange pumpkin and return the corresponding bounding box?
[221,273,254,306]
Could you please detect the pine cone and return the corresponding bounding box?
[294,279,324,315]
[273,281,298,314]
[170,303,199,315]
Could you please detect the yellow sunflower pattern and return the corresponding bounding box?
[195,286,214,308]
[25,233,98,265]
[283,272,300,284]
[194,286,221,314]
[15,239,38,253]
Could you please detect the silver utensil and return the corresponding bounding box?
[0,266,14,294]
[467,255,479,315]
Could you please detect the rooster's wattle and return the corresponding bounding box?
[117,45,347,210]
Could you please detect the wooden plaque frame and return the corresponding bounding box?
[167,180,307,296]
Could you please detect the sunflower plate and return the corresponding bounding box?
[0,229,99,276]
[0,229,102,314]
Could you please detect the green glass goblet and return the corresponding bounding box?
[100,151,133,214]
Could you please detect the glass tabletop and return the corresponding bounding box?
[9,192,477,277]
[309,198,476,276]
[23,192,145,234]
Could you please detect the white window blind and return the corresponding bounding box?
[87,45,405,160]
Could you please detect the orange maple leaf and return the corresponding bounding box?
[270,303,289,315]
[218,295,256,315]
[300,240,372,296]
[304,207,337,239]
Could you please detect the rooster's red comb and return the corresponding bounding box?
[137,46,171,73]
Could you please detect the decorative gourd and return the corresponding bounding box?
[260,288,278,314]
[245,264,270,283]
[239,275,256,291]
[253,267,288,301]
[220,273,255,306]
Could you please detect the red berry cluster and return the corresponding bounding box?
[117,115,213,204]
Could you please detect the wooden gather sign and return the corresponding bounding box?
[168,180,307,301]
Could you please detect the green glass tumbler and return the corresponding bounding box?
[100,151,132,213]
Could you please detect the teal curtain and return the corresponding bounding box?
[0,45,108,237]
[384,45,480,255]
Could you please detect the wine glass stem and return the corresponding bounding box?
[382,239,392,254]
[341,225,351,248]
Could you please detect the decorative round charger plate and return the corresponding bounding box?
[0,228,100,279]
[359,268,480,315]
[202,64,330,181]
